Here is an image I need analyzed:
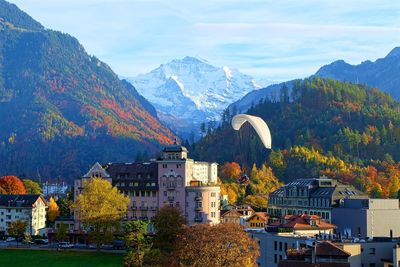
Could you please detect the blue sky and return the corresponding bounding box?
[10,0,400,82]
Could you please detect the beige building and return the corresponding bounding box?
[332,198,400,238]
[0,194,47,236]
[186,183,220,225]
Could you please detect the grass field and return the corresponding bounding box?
[0,249,124,267]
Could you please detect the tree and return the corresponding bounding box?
[47,197,60,222]
[74,178,129,250]
[22,179,42,194]
[8,220,28,241]
[0,176,26,194]
[172,223,259,267]
[152,206,186,252]
[220,162,242,181]
[57,197,73,217]
[56,223,68,242]
[124,221,153,267]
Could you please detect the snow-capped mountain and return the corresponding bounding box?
[127,56,261,137]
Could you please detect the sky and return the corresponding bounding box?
[10,0,400,83]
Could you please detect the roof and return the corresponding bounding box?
[247,212,269,222]
[304,241,351,257]
[268,214,336,230]
[0,194,44,207]
[221,209,243,218]
[83,162,110,178]
[269,178,368,199]
[162,144,188,153]
[104,162,158,179]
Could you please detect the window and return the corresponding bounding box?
[164,191,167,196]
[211,212,215,218]
[274,241,277,250]
[279,242,282,251]
[274,254,277,264]
[211,202,216,208]
[162,164,167,168]
[211,192,216,197]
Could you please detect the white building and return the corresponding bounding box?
[0,194,47,236]
[42,182,69,197]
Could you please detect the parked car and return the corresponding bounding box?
[6,237,15,242]
[112,240,125,250]
[22,240,34,245]
[34,239,48,245]
[58,242,74,249]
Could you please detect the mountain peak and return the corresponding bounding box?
[386,47,400,58]
[176,56,207,64]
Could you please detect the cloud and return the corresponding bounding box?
[9,0,400,81]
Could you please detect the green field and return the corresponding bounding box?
[0,249,123,267]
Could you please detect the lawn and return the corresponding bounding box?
[0,249,124,267]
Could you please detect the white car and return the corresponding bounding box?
[6,237,15,242]
[58,242,74,248]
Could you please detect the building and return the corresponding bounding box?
[42,181,69,197]
[0,194,47,236]
[251,228,400,267]
[267,214,336,236]
[332,198,400,239]
[74,143,220,230]
[221,205,255,225]
[279,241,351,267]
[247,212,268,229]
[268,178,368,222]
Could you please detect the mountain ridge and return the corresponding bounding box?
[0,0,175,180]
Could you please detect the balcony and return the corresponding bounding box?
[167,184,176,190]
[194,217,203,222]
[131,206,137,210]
[195,196,202,201]
[140,206,148,211]
[151,207,157,211]
[168,196,174,201]
[194,206,202,211]
[139,216,149,221]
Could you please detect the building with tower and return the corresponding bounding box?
[74,142,220,230]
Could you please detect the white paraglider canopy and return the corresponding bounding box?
[231,114,272,149]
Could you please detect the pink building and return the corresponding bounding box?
[74,143,220,229]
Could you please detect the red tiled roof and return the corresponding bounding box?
[269,214,336,230]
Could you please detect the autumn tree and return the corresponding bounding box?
[0,176,26,194]
[8,220,28,243]
[47,197,60,222]
[23,179,42,194]
[220,162,242,181]
[56,223,68,242]
[74,178,129,250]
[124,221,153,267]
[153,206,186,253]
[172,223,259,267]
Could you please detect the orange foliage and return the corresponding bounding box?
[0,176,27,194]
[220,162,242,180]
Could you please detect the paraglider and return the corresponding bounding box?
[231,114,272,149]
[231,114,272,185]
